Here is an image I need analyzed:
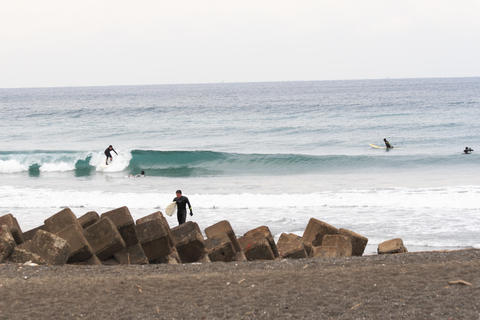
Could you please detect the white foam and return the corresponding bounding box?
[0,159,27,173]
[40,161,75,172]
[90,150,132,172]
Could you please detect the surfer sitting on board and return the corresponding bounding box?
[104,145,118,165]
[464,147,474,154]
[173,190,193,225]
[384,138,393,149]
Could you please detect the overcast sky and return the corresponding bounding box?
[1,0,479,88]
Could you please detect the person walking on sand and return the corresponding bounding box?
[173,190,193,225]
[104,145,118,165]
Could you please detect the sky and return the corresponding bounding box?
[1,0,480,88]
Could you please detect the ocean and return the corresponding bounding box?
[1,78,480,253]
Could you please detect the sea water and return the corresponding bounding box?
[1,78,480,253]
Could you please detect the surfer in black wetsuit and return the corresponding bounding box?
[464,147,474,154]
[384,138,393,149]
[173,190,193,225]
[104,145,118,165]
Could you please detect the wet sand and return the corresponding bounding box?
[1,249,479,319]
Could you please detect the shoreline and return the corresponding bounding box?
[1,249,479,319]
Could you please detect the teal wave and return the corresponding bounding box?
[1,149,479,177]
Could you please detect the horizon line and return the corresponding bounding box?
[1,75,479,90]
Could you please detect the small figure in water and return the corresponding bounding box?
[104,145,118,165]
[464,147,474,154]
[173,190,193,225]
[384,138,393,149]
[136,170,145,178]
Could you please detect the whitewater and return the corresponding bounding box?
[1,78,480,253]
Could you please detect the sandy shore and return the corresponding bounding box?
[1,249,479,319]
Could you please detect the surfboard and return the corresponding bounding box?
[165,202,177,216]
[370,144,399,150]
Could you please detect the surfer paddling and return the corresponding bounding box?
[104,145,118,165]
[384,138,393,149]
[173,190,193,225]
[464,147,474,154]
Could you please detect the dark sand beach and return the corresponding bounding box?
[1,249,479,319]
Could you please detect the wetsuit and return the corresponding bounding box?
[173,196,192,225]
[104,147,117,164]
[384,140,392,149]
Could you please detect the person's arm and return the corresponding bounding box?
[113,149,118,155]
[187,197,193,215]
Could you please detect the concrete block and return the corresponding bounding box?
[136,212,175,262]
[56,223,93,262]
[0,214,24,244]
[243,226,279,258]
[0,225,16,262]
[322,234,352,256]
[84,217,126,260]
[30,230,71,265]
[78,211,100,229]
[205,220,242,252]
[44,208,78,234]
[171,221,209,263]
[277,233,307,259]
[72,255,102,265]
[339,228,368,256]
[378,238,408,254]
[101,207,138,246]
[152,248,181,264]
[23,225,46,241]
[312,246,347,258]
[102,258,120,265]
[238,235,275,261]
[114,243,149,265]
[302,218,339,250]
[205,236,236,262]
[9,247,46,265]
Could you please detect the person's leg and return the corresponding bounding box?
[177,211,186,225]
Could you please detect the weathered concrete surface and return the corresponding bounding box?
[83,218,126,260]
[55,223,94,263]
[312,234,353,258]
[78,211,100,229]
[136,212,175,262]
[0,214,24,244]
[44,208,78,234]
[205,220,242,253]
[152,248,181,264]
[72,254,102,265]
[171,222,209,263]
[244,226,279,258]
[339,228,368,257]
[22,225,46,242]
[113,243,149,265]
[277,233,307,259]
[0,225,16,263]
[238,235,275,261]
[29,230,71,265]
[101,207,138,246]
[378,238,408,254]
[205,236,236,262]
[8,247,46,264]
[302,218,339,256]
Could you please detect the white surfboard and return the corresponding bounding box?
[165,202,177,216]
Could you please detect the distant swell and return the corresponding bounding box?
[0,149,478,177]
